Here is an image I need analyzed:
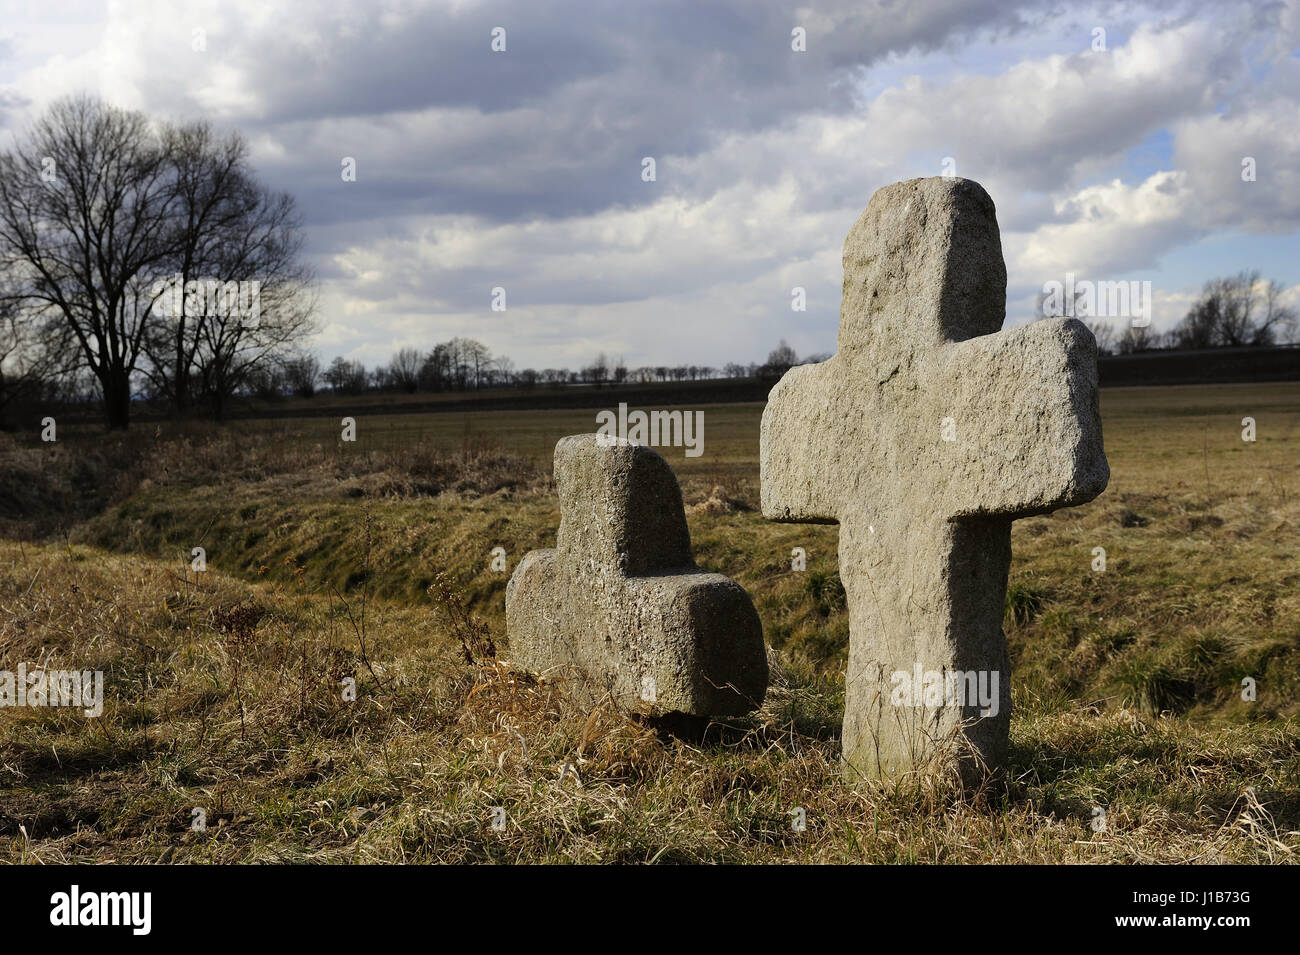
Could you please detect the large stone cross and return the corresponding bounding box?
[507,434,768,717]
[761,177,1108,781]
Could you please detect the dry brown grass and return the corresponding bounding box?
[1,381,1297,863]
[1,539,1296,864]
[0,426,546,539]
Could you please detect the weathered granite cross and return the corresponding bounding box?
[761,177,1108,781]
[507,434,768,717]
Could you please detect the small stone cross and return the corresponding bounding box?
[507,434,768,717]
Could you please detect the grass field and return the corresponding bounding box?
[1,381,1297,862]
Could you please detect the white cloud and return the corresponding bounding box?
[1174,98,1300,232]
[1010,171,1196,278]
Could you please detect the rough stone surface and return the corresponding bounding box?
[761,176,1109,781]
[507,434,768,716]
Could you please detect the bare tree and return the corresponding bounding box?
[1254,276,1297,345]
[140,122,250,416]
[443,337,491,389]
[390,346,422,393]
[420,342,453,392]
[1117,323,1154,354]
[1177,271,1298,348]
[284,352,320,397]
[0,96,314,427]
[1174,296,1218,349]
[323,356,366,394]
[762,340,798,376]
[493,354,515,386]
[189,176,314,420]
[0,96,181,428]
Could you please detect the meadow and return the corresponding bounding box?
[0,381,1297,863]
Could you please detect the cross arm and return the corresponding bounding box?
[930,317,1109,520]
[759,360,844,524]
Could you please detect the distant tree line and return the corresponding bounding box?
[272,339,820,399]
[245,269,1300,404]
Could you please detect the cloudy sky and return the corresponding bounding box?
[2,0,1298,372]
